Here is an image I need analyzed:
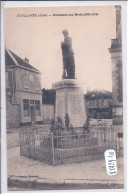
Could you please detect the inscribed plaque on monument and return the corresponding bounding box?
[1,2,126,193]
[69,93,83,114]
[67,90,86,127]
[55,91,65,119]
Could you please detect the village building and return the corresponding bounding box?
[6,48,43,128]
[85,90,112,119]
[109,6,123,125]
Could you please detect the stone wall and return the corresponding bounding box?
[6,99,20,128]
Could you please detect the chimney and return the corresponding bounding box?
[24,57,29,63]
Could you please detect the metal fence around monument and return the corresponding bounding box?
[19,125,123,165]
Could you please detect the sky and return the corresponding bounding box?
[4,6,116,93]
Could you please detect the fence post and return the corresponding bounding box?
[19,129,22,156]
[51,133,55,165]
[119,137,120,157]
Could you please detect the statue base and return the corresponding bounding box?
[52,79,87,128]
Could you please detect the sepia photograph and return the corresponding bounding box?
[2,4,125,191]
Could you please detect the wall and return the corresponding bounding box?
[15,68,41,93]
[111,51,122,106]
[109,6,123,125]
[6,99,20,128]
[42,104,54,123]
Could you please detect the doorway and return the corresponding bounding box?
[30,106,36,123]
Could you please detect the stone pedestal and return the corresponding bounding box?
[53,79,87,128]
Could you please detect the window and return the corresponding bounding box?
[30,100,34,104]
[23,99,29,117]
[35,100,40,116]
[8,71,13,87]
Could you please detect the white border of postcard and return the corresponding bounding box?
[1,1,128,194]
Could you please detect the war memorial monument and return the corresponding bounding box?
[19,30,122,167]
[53,30,87,127]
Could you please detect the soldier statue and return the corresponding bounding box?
[61,30,75,79]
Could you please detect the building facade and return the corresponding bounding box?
[6,48,43,128]
[85,90,112,119]
[109,6,123,125]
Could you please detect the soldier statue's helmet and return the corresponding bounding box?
[62,29,69,35]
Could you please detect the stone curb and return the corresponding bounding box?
[8,176,124,185]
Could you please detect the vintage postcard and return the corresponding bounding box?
[1,1,127,192]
